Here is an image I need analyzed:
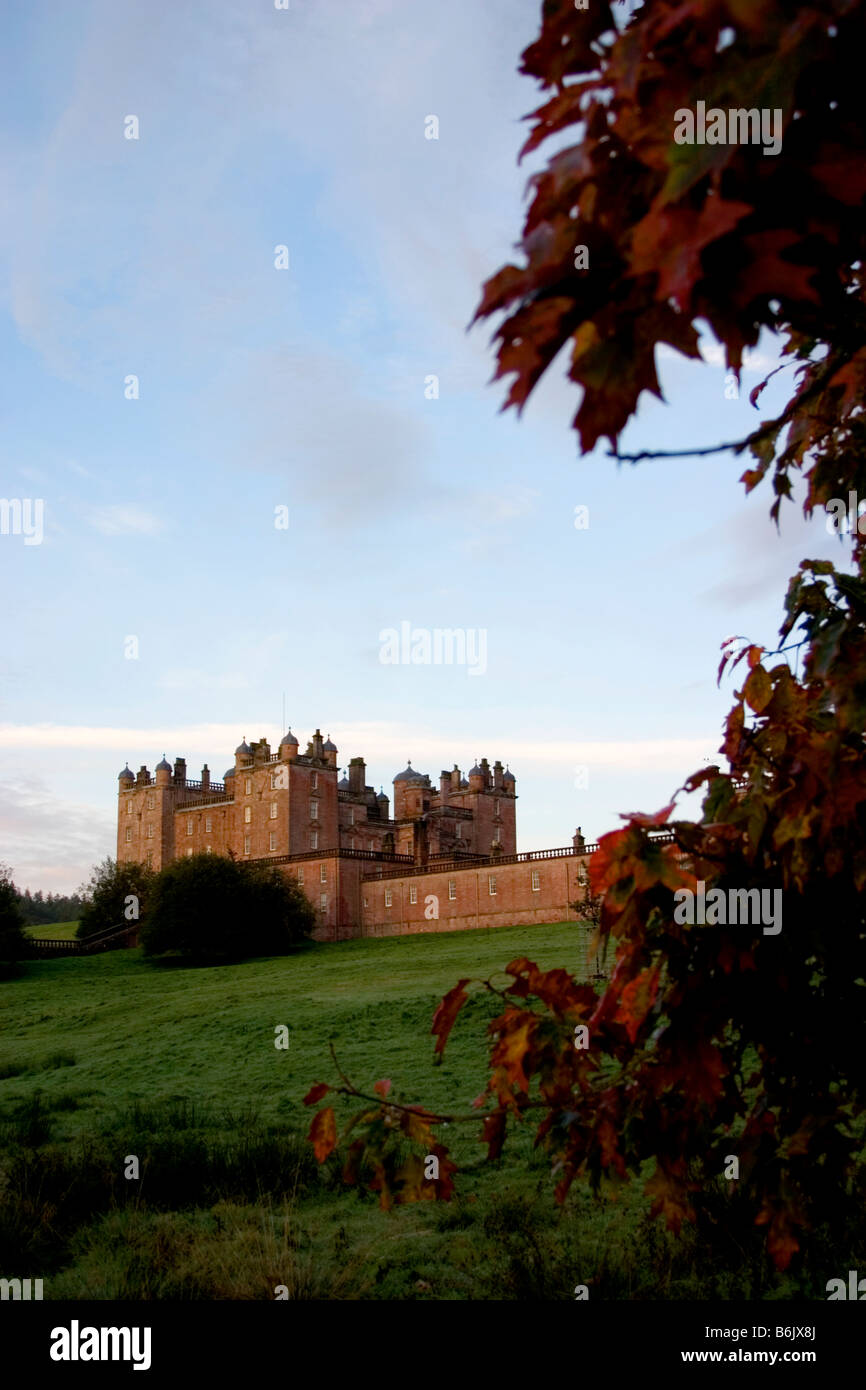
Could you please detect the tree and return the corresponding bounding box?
[0,865,29,979]
[76,857,155,939]
[140,853,316,964]
[304,0,866,1271]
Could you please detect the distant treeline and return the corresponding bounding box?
[15,888,85,926]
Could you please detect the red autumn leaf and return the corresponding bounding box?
[373,1078,392,1099]
[309,1107,337,1164]
[303,1082,331,1107]
[431,978,471,1054]
[613,966,661,1043]
[481,1110,508,1162]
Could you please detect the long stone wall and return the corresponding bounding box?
[359,849,594,937]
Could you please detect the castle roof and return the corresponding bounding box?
[377,788,388,801]
[394,762,426,783]
[503,767,515,783]
[469,762,483,776]
[235,738,251,756]
[118,765,134,781]
[323,735,337,752]
[156,755,172,772]
[224,768,236,779]
[279,729,298,747]
[338,775,350,789]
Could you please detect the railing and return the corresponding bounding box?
[175,793,234,811]
[251,846,414,867]
[179,779,226,794]
[362,834,679,882]
[26,921,139,957]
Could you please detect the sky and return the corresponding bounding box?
[0,0,842,893]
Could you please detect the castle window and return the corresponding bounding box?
[455,823,462,838]
[320,864,327,883]
[146,824,154,839]
[369,840,374,852]
[146,794,154,810]
[495,799,501,817]
[297,868,304,885]
[448,880,456,900]
[186,818,193,836]
[320,893,327,913]
[186,847,193,857]
[125,827,132,843]
[310,800,318,820]
[363,896,368,909]
[269,831,277,851]
[349,809,354,825]
[205,846,211,854]
[244,806,252,824]
[126,800,132,814]
[270,802,278,819]
[531,870,540,892]
[385,889,393,908]
[578,864,588,885]
[489,875,497,896]
[245,777,252,795]
[409,885,417,904]
[243,835,250,856]
[205,817,212,833]
[145,851,153,868]
[311,772,318,791]
[310,830,318,850]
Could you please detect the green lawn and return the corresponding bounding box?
[22,918,80,940]
[0,922,811,1300]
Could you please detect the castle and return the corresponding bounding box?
[117,729,593,940]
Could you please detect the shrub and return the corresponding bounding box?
[77,857,155,939]
[139,853,316,964]
[0,866,28,979]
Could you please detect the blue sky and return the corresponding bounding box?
[0,0,840,892]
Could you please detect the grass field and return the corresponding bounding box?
[22,919,80,940]
[0,921,823,1300]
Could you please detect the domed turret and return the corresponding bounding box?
[224,767,236,781]
[394,762,425,783]
[503,765,516,786]
[155,754,172,786]
[377,787,390,820]
[235,738,251,757]
[322,734,338,768]
[118,765,134,784]
[279,728,299,763]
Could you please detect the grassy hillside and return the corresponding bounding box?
[0,922,813,1300]
[22,919,80,940]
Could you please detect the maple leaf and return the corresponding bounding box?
[431,978,470,1055]
[613,965,661,1044]
[630,199,752,311]
[309,1107,337,1164]
[303,1082,331,1107]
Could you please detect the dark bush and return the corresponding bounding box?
[139,853,316,964]
[77,857,155,939]
[0,866,29,979]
